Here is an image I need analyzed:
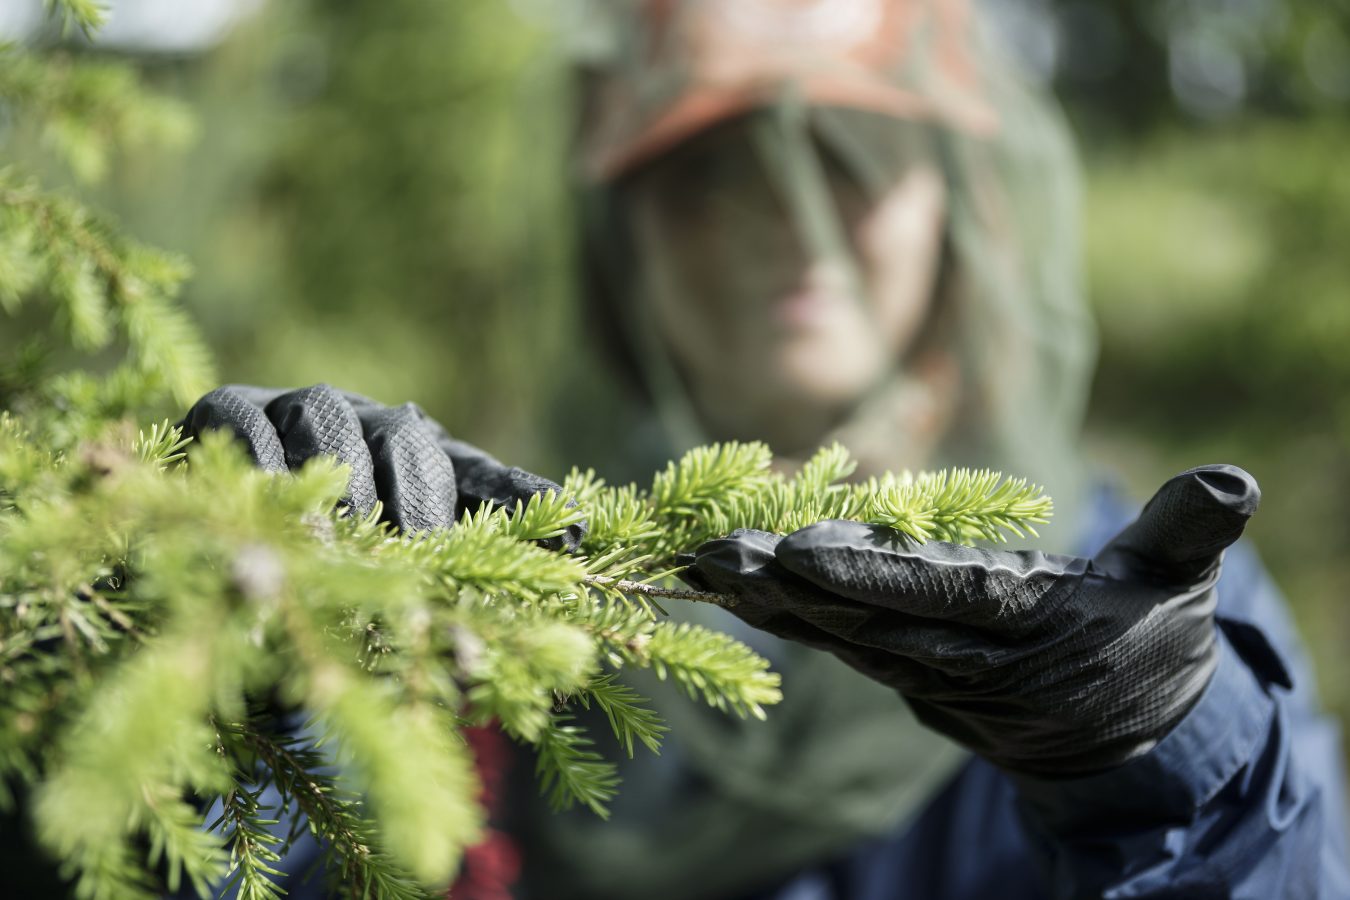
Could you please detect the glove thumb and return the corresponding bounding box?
[1096,464,1260,584]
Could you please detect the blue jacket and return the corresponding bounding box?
[745,487,1350,900]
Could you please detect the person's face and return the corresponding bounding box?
[624,116,949,452]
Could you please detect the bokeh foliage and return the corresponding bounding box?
[1081,118,1350,727]
[23,0,578,465]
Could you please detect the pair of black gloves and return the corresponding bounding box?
[183,385,1260,778]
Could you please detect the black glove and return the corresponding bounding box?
[685,465,1260,777]
[179,383,584,550]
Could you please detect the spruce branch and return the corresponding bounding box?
[141,784,229,898]
[579,673,667,757]
[643,621,782,720]
[570,442,1053,581]
[210,784,286,900]
[0,44,193,181]
[238,726,429,900]
[585,573,737,609]
[132,419,191,470]
[43,0,109,39]
[532,715,621,818]
[0,419,1055,892]
[0,175,215,411]
[1,32,208,422]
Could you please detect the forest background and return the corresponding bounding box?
[3,0,1348,751]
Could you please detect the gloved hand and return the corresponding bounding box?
[180,383,584,550]
[684,465,1260,777]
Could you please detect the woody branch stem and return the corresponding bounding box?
[584,574,738,609]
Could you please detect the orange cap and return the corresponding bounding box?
[582,0,998,181]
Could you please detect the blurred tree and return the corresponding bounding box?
[985,0,1350,132]
[95,0,578,471]
[0,1,212,429]
[1082,118,1350,725]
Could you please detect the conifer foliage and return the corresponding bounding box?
[0,1,209,440]
[0,4,1054,897]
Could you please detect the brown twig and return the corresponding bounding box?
[584,574,738,609]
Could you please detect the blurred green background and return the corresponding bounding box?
[5,0,1348,735]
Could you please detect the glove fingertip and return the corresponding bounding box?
[362,405,458,532]
[183,386,288,473]
[1156,464,1261,558]
[1107,464,1261,579]
[264,384,379,515]
[1189,464,1261,520]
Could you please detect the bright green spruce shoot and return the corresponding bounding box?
[1,421,1051,899]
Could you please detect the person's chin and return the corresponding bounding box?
[773,340,884,408]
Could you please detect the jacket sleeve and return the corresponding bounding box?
[1010,542,1350,899]
[762,525,1349,900]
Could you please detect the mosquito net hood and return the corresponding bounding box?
[572,0,1096,511]
[517,2,1100,896]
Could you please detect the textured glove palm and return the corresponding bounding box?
[685,465,1260,777]
[180,383,583,549]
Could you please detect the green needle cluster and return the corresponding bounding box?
[0,417,1052,898]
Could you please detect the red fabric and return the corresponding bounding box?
[450,725,520,900]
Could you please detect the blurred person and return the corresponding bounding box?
[178,0,1350,897]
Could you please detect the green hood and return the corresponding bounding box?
[518,7,1099,898]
